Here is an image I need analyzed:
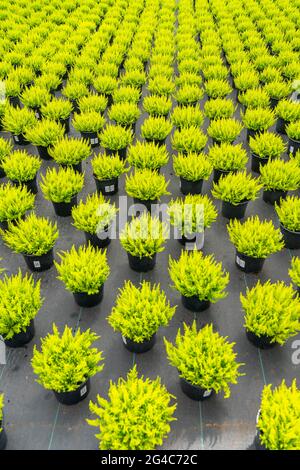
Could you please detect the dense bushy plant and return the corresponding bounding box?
[49,137,91,166]
[40,167,84,203]
[172,126,207,153]
[3,106,36,135]
[260,159,300,191]
[100,125,133,151]
[126,169,170,201]
[168,194,217,233]
[108,102,140,127]
[72,193,117,235]
[207,118,242,144]
[127,141,169,170]
[25,119,64,147]
[275,196,300,232]
[242,108,275,131]
[143,95,172,117]
[249,132,286,159]
[0,183,35,222]
[204,98,235,120]
[173,152,212,182]
[171,105,204,128]
[238,88,270,109]
[212,172,262,204]
[92,153,127,180]
[208,143,248,171]
[141,116,172,142]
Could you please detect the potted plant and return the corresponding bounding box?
[40,167,84,217]
[212,171,262,219]
[205,79,232,99]
[1,213,58,271]
[255,380,300,450]
[0,394,7,450]
[141,116,172,146]
[49,137,91,172]
[126,169,170,211]
[127,141,169,171]
[264,80,291,109]
[234,71,260,93]
[227,216,284,273]
[120,213,167,272]
[78,93,108,114]
[168,194,217,247]
[203,64,228,81]
[0,270,42,348]
[112,85,141,105]
[241,280,300,349]
[99,124,133,159]
[165,322,243,401]
[2,150,41,194]
[275,196,300,249]
[171,105,204,129]
[171,126,207,154]
[275,99,300,135]
[148,75,175,96]
[87,366,176,450]
[121,70,147,89]
[91,153,127,196]
[24,119,65,160]
[32,325,104,405]
[4,79,21,108]
[286,120,300,156]
[260,66,282,85]
[143,95,172,117]
[173,152,212,195]
[208,143,248,183]
[238,88,270,110]
[0,138,13,179]
[2,106,36,145]
[72,111,105,147]
[204,98,235,120]
[289,257,300,292]
[62,81,89,113]
[242,107,275,141]
[174,85,204,106]
[108,280,176,353]
[41,98,73,134]
[72,193,117,248]
[175,72,202,88]
[170,249,229,311]
[20,86,51,119]
[108,102,140,130]
[207,118,242,145]
[249,132,286,173]
[0,183,35,230]
[260,159,300,205]
[93,75,118,105]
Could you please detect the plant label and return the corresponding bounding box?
[33,260,41,268]
[14,135,19,142]
[80,385,87,397]
[122,335,127,345]
[91,138,98,145]
[203,389,212,398]
[105,185,115,193]
[35,112,40,119]
[289,145,294,154]
[236,255,245,268]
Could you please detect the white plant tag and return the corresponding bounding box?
[105,185,115,193]
[14,135,19,142]
[290,146,294,154]
[80,385,87,397]
[91,137,98,145]
[203,389,212,398]
[236,255,245,268]
[122,336,127,345]
[35,112,40,119]
[33,260,41,268]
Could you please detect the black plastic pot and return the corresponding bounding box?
[213,168,235,184]
[85,229,111,248]
[269,97,279,110]
[251,153,269,174]
[80,131,99,148]
[0,426,7,450]
[128,253,156,272]
[212,138,222,146]
[52,195,77,217]
[60,117,70,134]
[180,377,214,401]
[178,233,197,246]
[145,138,166,147]
[288,137,300,156]
[246,330,277,349]
[247,128,260,142]
[180,177,203,195]
[276,117,286,135]
[280,224,300,249]
[12,176,38,194]
[61,162,82,173]
[133,198,157,213]
[73,284,104,308]
[23,248,54,272]
[105,147,127,160]
[94,175,118,195]
[182,295,210,312]
[70,99,79,114]
[122,334,156,353]
[9,96,20,108]
[32,108,42,120]
[221,200,248,220]
[37,145,52,161]
[0,167,5,178]
[4,319,35,348]
[13,133,30,146]
[254,432,267,451]
[106,94,113,107]
[263,189,287,205]
[235,251,265,273]
[53,378,90,405]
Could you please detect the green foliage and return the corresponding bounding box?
[120,213,167,258]
[275,196,300,232]
[3,106,36,135]
[175,72,202,87]
[49,137,91,165]
[205,79,232,99]
[4,79,21,98]
[40,167,84,203]
[241,280,300,344]
[143,95,172,117]
[0,183,35,222]
[32,325,104,392]
[2,150,41,182]
[207,118,242,143]
[100,125,133,151]
[127,141,168,170]
[234,71,260,92]
[55,244,110,294]
[72,193,117,234]
[228,216,284,258]
[238,88,270,109]
[171,126,207,153]
[289,257,300,287]
[258,380,300,450]
[264,81,291,100]
[62,81,89,100]
[287,120,300,141]
[92,153,127,180]
[24,119,64,147]
[212,171,262,204]
[21,86,51,109]
[174,85,203,105]
[41,98,73,121]
[242,107,275,131]
[276,100,300,123]
[121,70,147,88]
[87,366,176,450]
[260,66,282,84]
[165,322,243,397]
[260,159,300,191]
[141,116,172,141]
[171,105,204,128]
[0,271,42,340]
[204,98,235,120]
[112,86,141,104]
[108,281,176,342]
[108,102,140,126]
[126,169,170,201]
[148,76,175,96]
[249,132,286,159]
[173,152,212,182]
[1,213,58,255]
[203,64,228,81]
[208,143,248,171]
[168,194,217,232]
[169,250,229,303]
[73,111,105,133]
[78,94,107,114]
[0,138,13,162]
